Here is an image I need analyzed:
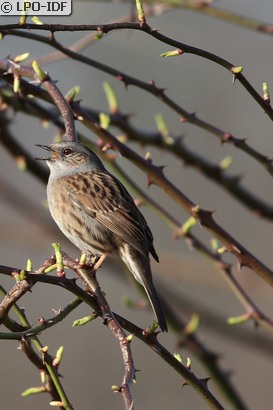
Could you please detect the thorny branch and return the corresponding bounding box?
[2,78,273,222]
[1,27,273,177]
[0,262,229,410]
[0,277,74,410]
[1,58,273,288]
[64,255,136,410]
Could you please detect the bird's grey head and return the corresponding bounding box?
[36,141,105,178]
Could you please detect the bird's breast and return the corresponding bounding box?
[47,178,119,256]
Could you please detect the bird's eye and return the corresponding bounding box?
[63,148,73,156]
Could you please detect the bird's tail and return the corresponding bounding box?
[143,281,168,332]
[119,245,168,332]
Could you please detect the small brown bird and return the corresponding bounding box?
[37,141,167,332]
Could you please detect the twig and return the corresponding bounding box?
[132,0,273,37]
[0,107,267,407]
[82,107,273,221]
[2,26,273,176]
[0,263,227,409]
[64,256,135,410]
[25,4,170,67]
[103,158,273,333]
[0,58,76,142]
[74,105,273,288]
[31,61,76,142]
[2,79,273,222]
[1,21,272,121]
[0,284,74,409]
[2,65,273,314]
[2,63,273,287]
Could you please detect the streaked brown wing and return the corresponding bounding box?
[65,171,148,255]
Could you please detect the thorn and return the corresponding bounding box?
[231,244,241,254]
[157,165,166,174]
[180,112,196,123]
[149,80,166,94]
[150,27,159,33]
[199,377,212,388]
[238,260,247,271]
[48,32,55,41]
[117,74,128,89]
[147,175,155,187]
[221,133,232,143]
[68,277,78,284]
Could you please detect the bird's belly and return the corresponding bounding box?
[48,193,116,256]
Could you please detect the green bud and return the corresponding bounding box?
[160,49,183,57]
[231,66,243,74]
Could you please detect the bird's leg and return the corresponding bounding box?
[93,254,107,273]
[82,253,98,267]
[79,254,107,277]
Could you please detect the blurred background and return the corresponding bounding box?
[1,1,273,409]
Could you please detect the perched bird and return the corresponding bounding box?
[37,141,167,332]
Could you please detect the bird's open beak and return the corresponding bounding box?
[35,144,58,160]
